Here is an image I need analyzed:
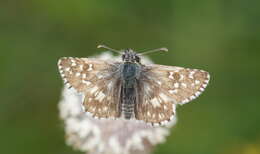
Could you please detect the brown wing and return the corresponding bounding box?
[135,78,176,126]
[58,57,121,118]
[135,64,210,125]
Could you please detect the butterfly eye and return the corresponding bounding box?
[135,56,140,63]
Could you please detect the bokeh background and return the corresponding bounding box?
[1,0,259,154]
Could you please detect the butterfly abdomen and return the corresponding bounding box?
[122,87,135,119]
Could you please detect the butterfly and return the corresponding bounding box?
[58,45,210,126]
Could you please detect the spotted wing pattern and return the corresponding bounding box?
[135,64,210,125]
[136,78,176,126]
[58,57,121,118]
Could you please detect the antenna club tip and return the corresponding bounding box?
[97,44,105,48]
[161,47,169,52]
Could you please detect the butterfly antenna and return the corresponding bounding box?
[97,44,122,54]
[138,47,168,56]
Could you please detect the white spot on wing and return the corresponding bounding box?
[87,64,93,71]
[195,80,200,85]
[150,98,161,107]
[169,89,178,94]
[82,80,91,86]
[199,87,205,91]
[189,71,195,79]
[159,93,170,102]
[97,74,103,79]
[195,91,201,96]
[90,86,98,94]
[182,99,189,104]
[169,72,174,79]
[174,83,179,88]
[180,74,184,80]
[190,95,196,100]
[103,106,108,111]
[95,91,106,102]
[107,81,113,89]
[79,65,83,71]
[181,83,187,88]
[147,111,151,117]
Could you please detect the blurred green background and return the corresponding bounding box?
[1,0,259,154]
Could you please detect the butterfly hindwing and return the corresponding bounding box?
[58,57,121,118]
[135,64,210,125]
[135,78,176,125]
[83,77,122,118]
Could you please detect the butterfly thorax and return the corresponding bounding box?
[122,62,140,88]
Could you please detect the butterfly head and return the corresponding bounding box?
[122,49,140,63]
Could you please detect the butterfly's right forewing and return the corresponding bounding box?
[145,64,210,105]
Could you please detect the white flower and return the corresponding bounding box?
[58,52,177,154]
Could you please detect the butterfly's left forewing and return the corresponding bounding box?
[135,64,210,125]
[58,57,122,118]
